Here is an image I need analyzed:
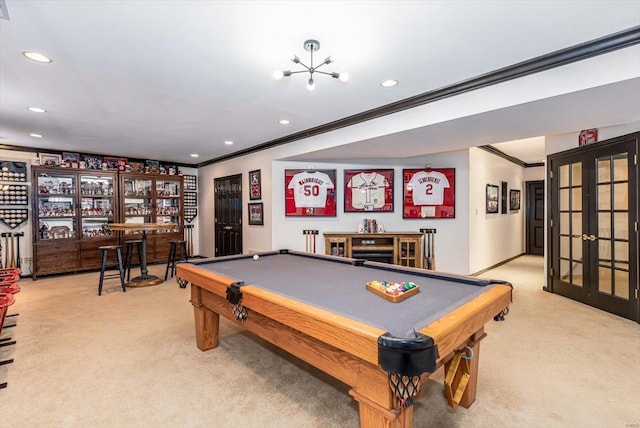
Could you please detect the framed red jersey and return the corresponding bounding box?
[402,168,455,218]
[285,169,337,216]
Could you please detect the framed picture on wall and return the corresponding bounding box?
[248,202,264,225]
[402,168,455,218]
[501,181,508,214]
[344,169,393,212]
[486,184,499,213]
[510,189,521,211]
[249,169,261,200]
[284,169,337,217]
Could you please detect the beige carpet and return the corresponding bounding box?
[1,257,639,427]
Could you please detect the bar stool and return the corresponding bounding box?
[98,245,126,296]
[123,240,143,281]
[165,240,188,281]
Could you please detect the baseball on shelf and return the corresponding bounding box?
[253,255,259,261]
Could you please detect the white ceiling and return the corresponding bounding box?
[1,1,639,166]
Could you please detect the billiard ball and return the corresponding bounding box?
[253,255,259,261]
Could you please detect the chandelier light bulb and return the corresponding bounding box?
[339,72,349,82]
[307,78,315,91]
[273,70,284,80]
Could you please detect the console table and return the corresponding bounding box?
[323,232,423,268]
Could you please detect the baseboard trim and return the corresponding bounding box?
[470,253,525,277]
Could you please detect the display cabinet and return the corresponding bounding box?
[323,232,423,268]
[119,173,183,262]
[32,167,184,279]
[32,167,119,278]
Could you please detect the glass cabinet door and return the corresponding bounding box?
[123,177,152,234]
[155,179,182,232]
[80,174,115,238]
[36,172,77,240]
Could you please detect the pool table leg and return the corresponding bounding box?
[445,327,485,409]
[191,286,220,351]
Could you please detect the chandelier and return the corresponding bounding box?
[274,39,348,91]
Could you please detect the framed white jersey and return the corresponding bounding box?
[344,169,394,212]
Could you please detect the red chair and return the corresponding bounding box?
[0,293,15,336]
[0,283,20,295]
[0,268,20,276]
[0,273,20,284]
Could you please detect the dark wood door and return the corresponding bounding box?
[549,134,638,322]
[526,180,545,255]
[214,174,242,257]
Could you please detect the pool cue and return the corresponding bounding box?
[16,232,22,269]
[9,232,16,268]
[0,238,3,268]
[313,230,317,253]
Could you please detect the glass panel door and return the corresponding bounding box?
[550,135,638,321]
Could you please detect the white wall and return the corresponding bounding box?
[270,149,470,273]
[468,147,525,274]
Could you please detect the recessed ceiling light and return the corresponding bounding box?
[224,140,234,145]
[380,79,398,87]
[27,107,46,113]
[23,51,53,63]
[29,133,44,138]
[190,153,199,158]
[278,119,290,125]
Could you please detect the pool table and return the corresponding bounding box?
[176,250,512,428]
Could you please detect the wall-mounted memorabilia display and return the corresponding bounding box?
[486,184,499,213]
[510,189,521,211]
[184,191,197,207]
[0,161,28,182]
[402,168,455,218]
[0,185,28,205]
[344,169,393,212]
[0,208,29,229]
[248,202,264,225]
[184,207,197,223]
[40,153,62,168]
[249,169,261,200]
[501,181,508,214]
[285,169,336,217]
[183,175,197,190]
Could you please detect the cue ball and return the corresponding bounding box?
[253,255,259,261]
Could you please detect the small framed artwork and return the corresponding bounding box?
[128,161,144,173]
[249,170,261,200]
[402,168,455,218]
[83,155,103,170]
[510,189,521,211]
[146,160,160,173]
[248,202,264,225]
[501,181,508,214]
[285,169,337,217]
[344,169,393,212]
[104,157,121,170]
[486,184,499,214]
[62,152,80,162]
[39,153,61,168]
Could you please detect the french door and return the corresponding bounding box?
[549,133,638,322]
